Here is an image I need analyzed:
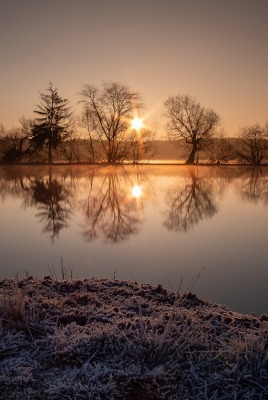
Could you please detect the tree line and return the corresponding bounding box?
[0,81,268,165]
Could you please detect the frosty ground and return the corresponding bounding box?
[0,276,268,399]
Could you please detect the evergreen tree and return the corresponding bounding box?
[30,82,72,163]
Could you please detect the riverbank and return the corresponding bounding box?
[0,276,268,399]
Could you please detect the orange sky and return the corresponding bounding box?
[1,0,268,136]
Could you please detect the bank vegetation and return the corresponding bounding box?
[0,276,268,399]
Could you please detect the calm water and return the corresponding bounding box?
[0,164,268,315]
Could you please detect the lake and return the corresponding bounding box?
[0,164,268,316]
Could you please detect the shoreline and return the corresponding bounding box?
[1,161,268,166]
[1,276,268,399]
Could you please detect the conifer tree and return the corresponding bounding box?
[30,82,72,163]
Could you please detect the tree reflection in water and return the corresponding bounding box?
[21,173,73,242]
[80,172,144,243]
[236,167,268,206]
[163,167,218,232]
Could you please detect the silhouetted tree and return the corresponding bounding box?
[29,82,73,163]
[128,117,158,163]
[0,121,31,163]
[164,94,220,164]
[236,124,268,165]
[206,132,235,164]
[79,107,101,163]
[163,168,218,232]
[80,81,143,164]
[0,124,15,162]
[130,128,156,164]
[0,123,6,142]
[61,134,81,163]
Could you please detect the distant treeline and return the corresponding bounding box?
[0,81,268,165]
[1,137,267,165]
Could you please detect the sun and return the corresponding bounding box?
[131,117,143,130]
[132,185,142,198]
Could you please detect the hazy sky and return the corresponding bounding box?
[1,0,268,135]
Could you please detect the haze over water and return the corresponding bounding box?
[0,164,268,316]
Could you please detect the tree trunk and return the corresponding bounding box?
[185,141,198,164]
[48,138,52,164]
[48,132,52,164]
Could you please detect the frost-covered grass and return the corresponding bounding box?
[0,276,268,399]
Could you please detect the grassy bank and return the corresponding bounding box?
[0,276,268,399]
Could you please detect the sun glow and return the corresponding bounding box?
[131,117,143,130]
[132,185,142,198]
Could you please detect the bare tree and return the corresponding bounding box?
[0,120,32,163]
[80,81,143,164]
[60,116,82,163]
[236,124,268,165]
[164,94,220,164]
[0,123,8,161]
[79,107,101,163]
[130,127,156,164]
[0,123,6,137]
[206,131,235,164]
[60,134,81,163]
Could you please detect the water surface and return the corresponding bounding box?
[1,164,268,315]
